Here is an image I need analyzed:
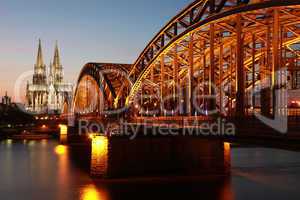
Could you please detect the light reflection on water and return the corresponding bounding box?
[0,139,300,200]
[80,184,109,200]
[55,145,67,155]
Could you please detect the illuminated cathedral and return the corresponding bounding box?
[26,39,73,114]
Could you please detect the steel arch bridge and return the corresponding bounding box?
[72,63,132,115]
[70,0,300,126]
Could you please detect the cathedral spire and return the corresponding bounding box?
[49,61,53,75]
[36,39,44,67]
[53,41,61,68]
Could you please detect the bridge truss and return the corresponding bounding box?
[72,0,300,121]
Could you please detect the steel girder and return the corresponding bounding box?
[124,1,300,117]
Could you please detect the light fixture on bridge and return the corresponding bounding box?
[59,124,68,135]
[59,124,68,144]
[89,133,95,139]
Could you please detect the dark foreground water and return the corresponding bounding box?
[1,139,300,200]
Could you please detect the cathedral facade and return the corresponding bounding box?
[26,40,73,114]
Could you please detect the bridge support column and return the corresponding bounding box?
[261,25,272,116]
[209,23,216,113]
[235,14,245,118]
[188,34,194,116]
[272,8,280,117]
[90,135,108,177]
[59,124,68,144]
[229,45,234,117]
[219,42,223,115]
[173,45,179,115]
[252,34,256,109]
[160,55,165,116]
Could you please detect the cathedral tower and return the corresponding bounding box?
[53,41,63,84]
[26,39,73,114]
[33,39,47,85]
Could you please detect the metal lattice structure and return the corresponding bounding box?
[73,63,131,115]
[73,0,300,120]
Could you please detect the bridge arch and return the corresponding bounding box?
[71,0,300,120]
[118,0,300,118]
[72,63,132,116]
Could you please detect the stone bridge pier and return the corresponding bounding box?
[90,135,231,178]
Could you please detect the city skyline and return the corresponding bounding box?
[0,0,192,101]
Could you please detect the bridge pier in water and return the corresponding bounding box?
[59,124,68,144]
[90,135,231,178]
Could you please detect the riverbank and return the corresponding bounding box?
[8,134,51,140]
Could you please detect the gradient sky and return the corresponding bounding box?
[0,0,193,101]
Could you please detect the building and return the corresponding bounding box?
[26,39,73,114]
[1,91,12,105]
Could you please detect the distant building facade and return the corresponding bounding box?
[1,92,12,105]
[26,39,73,114]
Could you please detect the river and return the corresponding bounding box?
[0,139,300,200]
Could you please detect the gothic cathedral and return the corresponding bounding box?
[26,39,73,114]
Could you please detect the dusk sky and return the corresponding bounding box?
[0,0,192,101]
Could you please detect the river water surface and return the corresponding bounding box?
[1,139,300,200]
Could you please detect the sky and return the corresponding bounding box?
[0,0,193,102]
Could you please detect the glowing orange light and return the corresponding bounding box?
[93,136,106,148]
[224,142,231,173]
[42,125,47,129]
[59,124,68,135]
[89,133,94,139]
[55,145,67,155]
[81,184,108,200]
[91,136,108,176]
[224,142,231,152]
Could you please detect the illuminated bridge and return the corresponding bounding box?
[60,0,300,178]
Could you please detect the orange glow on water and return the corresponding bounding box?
[55,145,67,155]
[224,142,231,152]
[224,142,231,173]
[80,185,109,200]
